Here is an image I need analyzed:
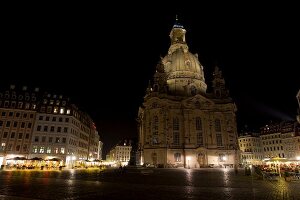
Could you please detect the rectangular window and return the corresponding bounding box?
[23,113,27,119]
[44,126,48,132]
[21,122,25,128]
[9,112,13,117]
[173,131,179,145]
[66,109,71,114]
[25,103,30,109]
[7,144,13,151]
[34,136,39,142]
[22,144,28,152]
[25,133,29,139]
[1,143,6,150]
[197,131,203,145]
[60,108,64,114]
[60,147,65,154]
[30,114,34,118]
[63,127,68,133]
[55,148,59,154]
[6,121,11,127]
[50,126,54,132]
[46,147,51,154]
[10,132,15,138]
[18,133,23,139]
[39,146,45,153]
[13,121,18,127]
[49,137,53,143]
[59,117,63,122]
[52,117,56,122]
[39,116,43,120]
[57,127,61,132]
[33,146,38,153]
[40,106,46,112]
[54,107,58,114]
[65,118,69,122]
[18,102,23,109]
[16,145,20,151]
[42,136,46,142]
[27,123,32,128]
[216,133,223,146]
[37,125,41,131]
[215,119,221,132]
[62,137,66,143]
[46,116,50,121]
[55,137,60,143]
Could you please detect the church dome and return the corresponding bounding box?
[161,21,207,96]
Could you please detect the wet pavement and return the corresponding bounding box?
[0,168,299,199]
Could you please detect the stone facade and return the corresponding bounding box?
[0,85,100,168]
[138,20,239,168]
[238,133,263,165]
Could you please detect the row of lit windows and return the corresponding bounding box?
[40,106,70,115]
[0,131,30,140]
[34,136,66,143]
[0,120,32,129]
[43,99,66,106]
[1,142,28,152]
[1,111,34,119]
[262,140,282,145]
[265,153,285,158]
[32,146,65,154]
[36,125,68,133]
[0,101,36,110]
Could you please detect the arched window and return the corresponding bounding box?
[196,117,203,145]
[173,117,179,145]
[215,119,221,132]
[215,119,222,146]
[173,117,179,131]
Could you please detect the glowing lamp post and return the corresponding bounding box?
[187,156,190,169]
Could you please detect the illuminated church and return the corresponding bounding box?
[137,19,239,168]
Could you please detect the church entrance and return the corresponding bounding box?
[197,153,206,167]
[151,153,157,165]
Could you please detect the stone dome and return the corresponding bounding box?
[161,23,207,96]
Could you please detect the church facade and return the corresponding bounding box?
[137,20,239,168]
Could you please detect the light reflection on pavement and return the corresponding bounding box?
[0,168,299,199]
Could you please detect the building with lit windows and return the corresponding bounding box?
[0,85,100,168]
[260,121,300,162]
[137,20,239,168]
[0,85,38,167]
[238,132,263,165]
[109,140,132,166]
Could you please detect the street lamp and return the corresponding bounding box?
[187,156,190,169]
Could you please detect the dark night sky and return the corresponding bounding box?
[1,4,299,157]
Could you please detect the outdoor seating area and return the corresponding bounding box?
[255,163,300,181]
[3,157,62,170]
